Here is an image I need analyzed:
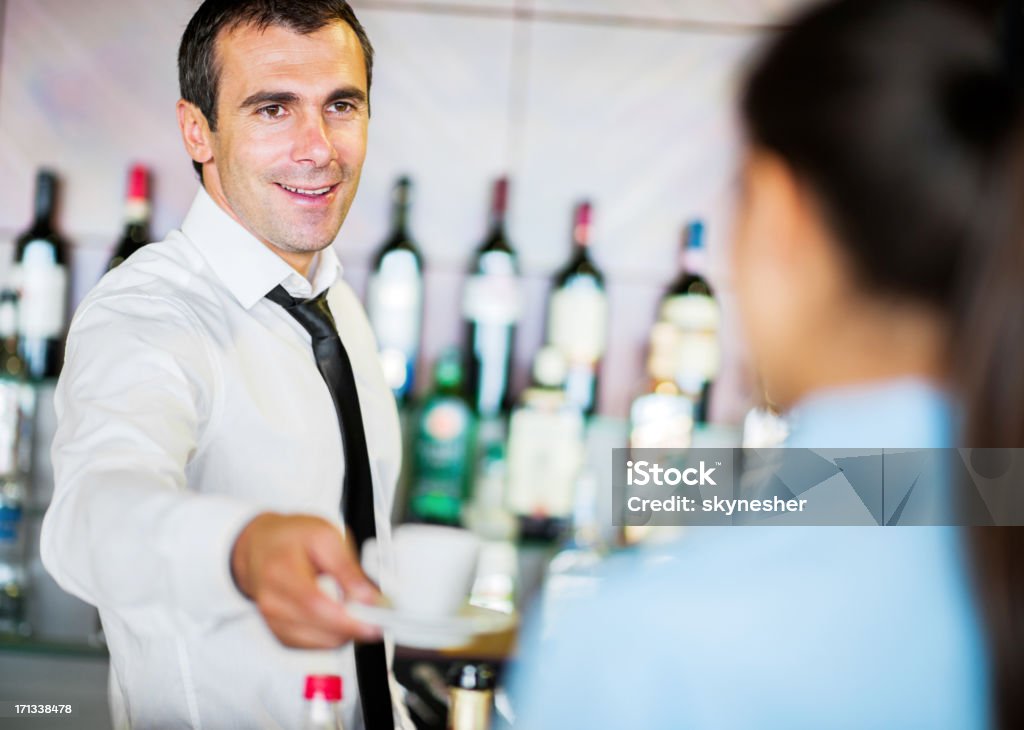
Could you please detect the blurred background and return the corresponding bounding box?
[0,0,1011,727]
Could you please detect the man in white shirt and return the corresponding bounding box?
[40,1,410,727]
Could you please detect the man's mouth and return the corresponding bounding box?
[276,183,337,197]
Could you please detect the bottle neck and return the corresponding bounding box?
[573,203,591,250]
[488,179,509,238]
[391,180,411,237]
[123,198,151,246]
[680,246,706,277]
[33,176,56,232]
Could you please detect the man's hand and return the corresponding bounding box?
[230,512,383,648]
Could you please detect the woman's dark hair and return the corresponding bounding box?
[742,0,1024,726]
[178,0,374,181]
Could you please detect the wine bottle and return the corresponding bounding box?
[462,178,521,417]
[408,350,475,526]
[107,164,152,271]
[13,170,69,381]
[658,220,720,421]
[366,176,424,404]
[547,201,607,415]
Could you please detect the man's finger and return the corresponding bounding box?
[305,526,380,604]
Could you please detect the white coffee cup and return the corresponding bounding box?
[362,524,482,618]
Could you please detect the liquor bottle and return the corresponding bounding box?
[462,178,521,417]
[0,475,27,636]
[0,291,29,636]
[367,177,424,403]
[301,675,345,730]
[658,220,720,422]
[13,170,69,381]
[628,322,695,450]
[407,350,475,525]
[446,662,495,730]
[547,201,607,416]
[107,164,152,271]
[543,470,604,606]
[505,347,585,543]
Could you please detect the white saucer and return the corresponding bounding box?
[347,602,516,650]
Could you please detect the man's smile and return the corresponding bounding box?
[274,181,340,204]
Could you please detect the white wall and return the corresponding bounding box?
[0,0,807,417]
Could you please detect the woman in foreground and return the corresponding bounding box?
[508,0,1023,727]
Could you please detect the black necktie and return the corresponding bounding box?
[265,284,394,730]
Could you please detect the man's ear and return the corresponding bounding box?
[177,99,214,166]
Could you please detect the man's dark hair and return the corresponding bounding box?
[178,0,374,181]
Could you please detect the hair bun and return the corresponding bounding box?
[944,68,1019,147]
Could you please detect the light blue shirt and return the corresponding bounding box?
[507,380,990,729]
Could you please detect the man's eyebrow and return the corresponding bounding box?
[325,86,367,105]
[239,87,367,110]
[239,91,299,109]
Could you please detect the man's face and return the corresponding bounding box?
[202,21,368,259]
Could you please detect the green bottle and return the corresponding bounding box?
[408,350,475,525]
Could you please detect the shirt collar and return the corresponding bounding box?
[785,378,957,448]
[181,186,344,309]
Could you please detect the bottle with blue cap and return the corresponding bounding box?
[658,220,720,423]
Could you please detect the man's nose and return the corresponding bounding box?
[292,112,336,168]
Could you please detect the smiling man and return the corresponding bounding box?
[40,2,410,728]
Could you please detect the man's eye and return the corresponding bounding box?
[330,101,354,115]
[257,105,284,118]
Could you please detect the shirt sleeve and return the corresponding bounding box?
[40,293,263,627]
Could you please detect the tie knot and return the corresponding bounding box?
[265,285,338,341]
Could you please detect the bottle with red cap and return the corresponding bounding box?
[546,201,607,416]
[301,674,345,730]
[107,164,152,271]
[462,177,522,417]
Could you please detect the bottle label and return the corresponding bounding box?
[0,385,20,475]
[462,252,521,325]
[676,331,720,382]
[0,504,23,542]
[548,277,607,364]
[629,391,695,449]
[660,293,719,332]
[505,406,584,519]
[367,250,422,356]
[412,399,471,504]
[448,688,493,730]
[14,241,68,339]
[471,324,513,415]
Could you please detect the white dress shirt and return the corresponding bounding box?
[41,187,410,730]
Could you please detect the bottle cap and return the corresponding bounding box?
[492,177,509,216]
[532,346,567,388]
[446,662,496,691]
[685,220,705,250]
[435,348,464,389]
[304,675,343,701]
[128,164,150,201]
[574,201,592,246]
